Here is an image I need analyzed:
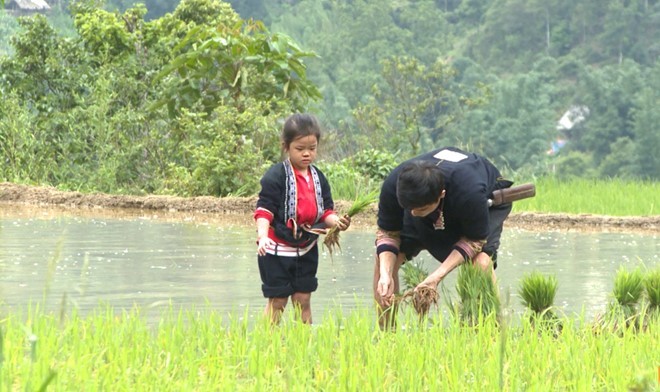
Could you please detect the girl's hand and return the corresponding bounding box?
[257,236,275,256]
[335,214,351,231]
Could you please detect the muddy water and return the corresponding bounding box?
[0,206,658,323]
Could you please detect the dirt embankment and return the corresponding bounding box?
[1,182,659,233]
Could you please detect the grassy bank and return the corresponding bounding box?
[1,305,658,391]
[507,177,660,216]
[328,176,660,217]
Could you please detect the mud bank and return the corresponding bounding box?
[1,182,658,233]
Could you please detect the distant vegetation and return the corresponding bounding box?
[1,0,659,198]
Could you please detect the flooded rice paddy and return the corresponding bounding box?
[0,206,658,322]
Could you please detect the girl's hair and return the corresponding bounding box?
[281,113,321,149]
[396,160,445,209]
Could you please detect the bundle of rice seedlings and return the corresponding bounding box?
[401,262,429,291]
[518,272,561,334]
[455,263,500,326]
[643,268,660,312]
[612,266,644,316]
[518,272,558,317]
[399,262,439,317]
[599,266,645,333]
[323,190,378,256]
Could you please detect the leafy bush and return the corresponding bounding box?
[316,160,379,201]
[0,93,56,183]
[351,148,397,180]
[552,151,595,179]
[159,104,281,197]
[0,1,318,197]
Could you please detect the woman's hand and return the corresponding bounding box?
[377,272,395,307]
[414,276,439,293]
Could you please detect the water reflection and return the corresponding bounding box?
[0,207,658,322]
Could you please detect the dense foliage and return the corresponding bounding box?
[241,0,660,179]
[1,0,659,198]
[0,0,319,196]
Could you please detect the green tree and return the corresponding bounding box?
[445,57,559,174]
[224,0,268,23]
[154,19,320,116]
[601,0,643,64]
[453,0,490,27]
[269,0,453,129]
[0,12,19,56]
[552,150,595,179]
[467,0,551,71]
[1,15,87,112]
[598,137,636,178]
[354,56,483,157]
[0,92,58,183]
[570,60,643,168]
[632,85,660,179]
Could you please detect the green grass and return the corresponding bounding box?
[513,177,660,216]
[1,305,658,391]
[330,176,660,217]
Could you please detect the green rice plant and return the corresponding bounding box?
[612,267,645,310]
[345,190,379,217]
[598,267,645,332]
[323,190,378,255]
[1,304,659,390]
[643,268,660,311]
[518,272,558,316]
[0,325,4,367]
[518,272,562,335]
[454,263,500,326]
[400,262,429,291]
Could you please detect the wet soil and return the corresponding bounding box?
[1,182,659,233]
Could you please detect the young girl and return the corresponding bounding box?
[254,113,350,324]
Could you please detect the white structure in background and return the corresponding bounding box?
[557,105,590,132]
[548,105,590,155]
[6,0,50,11]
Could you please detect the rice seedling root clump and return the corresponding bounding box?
[402,286,439,316]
